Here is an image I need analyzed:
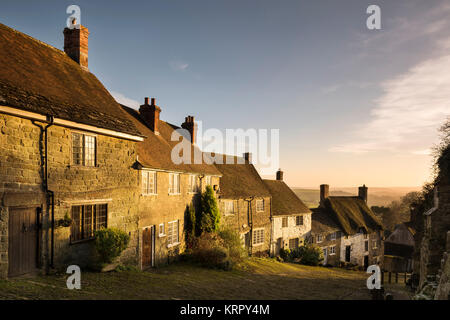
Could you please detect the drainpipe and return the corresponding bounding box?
[32,116,55,269]
[244,196,254,256]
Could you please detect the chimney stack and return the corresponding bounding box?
[358,185,368,203]
[243,152,252,164]
[63,19,89,69]
[181,116,197,144]
[276,169,283,181]
[139,97,161,134]
[320,184,329,207]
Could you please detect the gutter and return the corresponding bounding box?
[32,116,55,269]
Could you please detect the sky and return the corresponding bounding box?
[1,0,449,188]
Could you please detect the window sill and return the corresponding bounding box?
[167,242,180,248]
[142,193,158,197]
[159,234,166,238]
[168,193,181,196]
[252,243,264,247]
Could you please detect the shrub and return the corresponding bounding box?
[199,186,220,233]
[297,244,324,266]
[189,232,230,270]
[185,204,196,247]
[279,248,291,261]
[93,228,130,265]
[218,227,247,264]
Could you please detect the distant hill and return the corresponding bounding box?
[292,187,421,208]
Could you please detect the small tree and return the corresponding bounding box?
[199,185,220,234]
[93,228,130,265]
[185,204,196,246]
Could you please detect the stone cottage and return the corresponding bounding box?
[310,209,343,266]
[0,22,145,278]
[310,184,384,269]
[213,154,272,256]
[120,103,222,268]
[262,169,311,256]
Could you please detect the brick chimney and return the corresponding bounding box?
[181,116,197,144]
[63,18,89,69]
[276,169,283,181]
[359,184,368,203]
[139,97,161,134]
[320,184,329,207]
[243,152,252,164]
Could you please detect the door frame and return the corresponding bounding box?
[141,225,155,269]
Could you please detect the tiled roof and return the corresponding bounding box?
[0,23,141,137]
[263,180,310,216]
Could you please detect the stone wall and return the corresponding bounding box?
[340,231,383,267]
[138,173,220,267]
[0,113,140,277]
[310,231,342,266]
[220,196,272,255]
[272,213,312,255]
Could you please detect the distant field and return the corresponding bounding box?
[292,187,421,207]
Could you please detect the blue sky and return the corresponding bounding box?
[1,0,449,187]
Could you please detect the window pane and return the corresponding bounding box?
[84,135,96,167]
[84,205,93,238]
[96,204,107,230]
[142,171,148,194]
[71,206,82,241]
[72,133,83,165]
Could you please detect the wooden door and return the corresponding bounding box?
[364,255,369,270]
[8,207,38,277]
[142,226,154,268]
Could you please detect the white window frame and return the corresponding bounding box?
[158,223,165,237]
[72,131,97,167]
[205,175,212,186]
[169,173,181,195]
[317,234,323,243]
[224,200,235,215]
[296,215,303,226]
[329,245,336,255]
[167,220,180,247]
[142,170,157,195]
[256,199,264,212]
[252,228,264,246]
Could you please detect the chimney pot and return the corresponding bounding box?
[358,185,368,203]
[139,97,161,134]
[276,169,283,181]
[320,184,329,207]
[181,115,197,144]
[243,152,252,164]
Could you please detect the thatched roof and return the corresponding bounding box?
[0,23,142,137]
[262,180,310,216]
[121,105,221,175]
[311,209,341,234]
[312,196,383,236]
[324,196,383,235]
[213,155,271,199]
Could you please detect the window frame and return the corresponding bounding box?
[168,173,181,195]
[329,245,336,255]
[167,220,180,247]
[224,200,235,215]
[70,203,107,243]
[330,232,337,241]
[158,223,165,237]
[288,238,299,250]
[282,217,288,228]
[256,199,264,212]
[142,170,157,195]
[296,215,304,226]
[317,234,323,243]
[365,240,369,252]
[71,131,97,167]
[188,174,199,193]
[252,228,265,246]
